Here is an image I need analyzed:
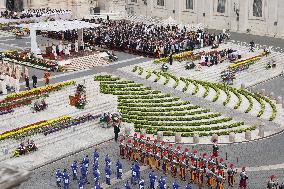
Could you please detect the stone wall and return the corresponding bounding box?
[126,0,284,38]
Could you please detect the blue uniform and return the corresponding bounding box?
[139,179,145,189]
[116,160,123,179]
[71,161,78,180]
[105,166,111,185]
[93,161,99,170]
[94,183,101,189]
[78,177,85,189]
[63,171,70,189]
[105,155,111,168]
[93,168,100,185]
[186,184,192,189]
[172,180,180,189]
[131,164,138,184]
[149,172,156,189]
[83,156,89,171]
[159,177,167,189]
[94,150,99,162]
[56,170,62,187]
[135,162,141,179]
[125,181,131,189]
[80,164,88,184]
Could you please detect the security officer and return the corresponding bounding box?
[78,177,85,189]
[105,165,111,185]
[159,176,167,189]
[62,169,70,189]
[149,170,156,189]
[80,164,88,184]
[131,163,138,184]
[83,155,90,171]
[71,161,78,180]
[116,159,123,179]
[93,167,100,185]
[125,180,132,189]
[105,154,111,168]
[56,169,62,187]
[135,161,141,179]
[172,180,180,189]
[94,149,100,162]
[186,183,192,189]
[139,178,145,189]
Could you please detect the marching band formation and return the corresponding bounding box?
[120,134,248,189]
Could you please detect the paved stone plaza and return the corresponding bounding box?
[1,17,284,189]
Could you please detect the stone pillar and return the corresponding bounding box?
[175,133,181,144]
[30,29,38,55]
[276,96,282,104]
[229,133,235,143]
[269,92,275,99]
[157,131,163,142]
[261,89,266,96]
[258,125,265,138]
[245,131,252,140]
[77,28,84,47]
[0,0,6,10]
[140,128,147,137]
[238,0,249,32]
[193,134,199,144]
[211,134,218,143]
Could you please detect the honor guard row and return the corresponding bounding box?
[119,133,246,189]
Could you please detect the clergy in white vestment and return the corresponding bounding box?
[75,41,79,53]
[58,42,63,56]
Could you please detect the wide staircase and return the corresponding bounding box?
[62,54,109,71]
[0,76,118,169]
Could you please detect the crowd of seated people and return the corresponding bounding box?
[83,19,227,58]
[0,8,71,19]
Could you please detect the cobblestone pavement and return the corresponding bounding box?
[252,76,284,98]
[13,139,284,189]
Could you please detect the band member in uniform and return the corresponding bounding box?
[239,167,248,189]
[119,139,125,158]
[180,155,187,181]
[227,163,237,187]
[162,152,169,176]
[171,155,178,178]
[216,170,224,189]
[206,165,216,189]
[267,175,278,189]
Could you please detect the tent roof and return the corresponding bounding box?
[28,20,100,31]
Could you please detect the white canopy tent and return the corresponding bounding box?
[28,20,100,54]
[162,16,177,26]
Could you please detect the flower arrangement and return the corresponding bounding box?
[153,51,194,64]
[228,55,263,70]
[5,81,75,100]
[3,50,58,70]
[0,116,71,140]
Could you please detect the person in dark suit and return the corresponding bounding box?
[114,124,120,142]
[32,75,37,88]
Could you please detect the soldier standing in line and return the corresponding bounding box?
[125,180,132,189]
[55,169,62,187]
[116,159,123,179]
[267,175,278,189]
[239,167,249,189]
[216,170,225,189]
[119,139,125,158]
[139,177,145,189]
[172,180,180,189]
[62,169,70,189]
[227,163,237,187]
[105,165,111,185]
[171,155,178,178]
[71,161,78,180]
[149,170,157,189]
[93,149,100,162]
